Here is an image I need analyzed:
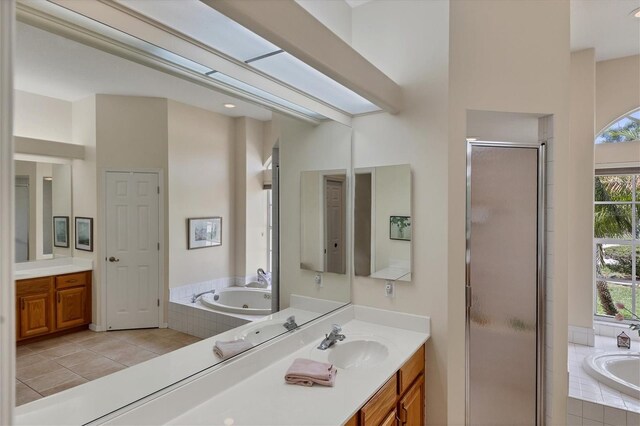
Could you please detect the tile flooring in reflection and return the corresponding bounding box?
[16,328,201,406]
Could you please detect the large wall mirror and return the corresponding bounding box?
[354,165,412,281]
[12,6,351,423]
[14,159,72,262]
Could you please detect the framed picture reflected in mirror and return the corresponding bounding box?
[53,216,69,248]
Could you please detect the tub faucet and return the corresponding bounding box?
[317,324,345,350]
[191,289,215,303]
[283,315,298,331]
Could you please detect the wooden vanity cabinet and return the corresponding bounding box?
[16,277,54,339]
[351,345,425,426]
[16,271,92,342]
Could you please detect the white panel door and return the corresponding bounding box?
[106,172,160,330]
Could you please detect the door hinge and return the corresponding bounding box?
[157,299,160,307]
[157,186,160,194]
[157,242,160,250]
[466,286,472,309]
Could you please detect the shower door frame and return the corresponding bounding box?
[465,140,546,426]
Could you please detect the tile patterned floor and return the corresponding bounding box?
[16,328,201,406]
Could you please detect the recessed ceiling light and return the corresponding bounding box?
[223,103,236,109]
[631,7,640,18]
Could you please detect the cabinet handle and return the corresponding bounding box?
[399,405,408,424]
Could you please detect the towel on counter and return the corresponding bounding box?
[213,339,253,360]
[284,358,337,387]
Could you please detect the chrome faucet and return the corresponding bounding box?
[317,324,345,350]
[191,289,215,303]
[283,315,298,331]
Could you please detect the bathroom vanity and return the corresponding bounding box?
[15,260,92,343]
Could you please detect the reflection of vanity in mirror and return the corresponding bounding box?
[300,170,347,274]
[355,165,412,281]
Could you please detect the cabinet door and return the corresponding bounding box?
[398,374,424,426]
[56,286,87,329]
[19,293,52,338]
[361,375,398,426]
[381,408,398,426]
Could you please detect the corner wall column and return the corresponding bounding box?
[0,0,16,422]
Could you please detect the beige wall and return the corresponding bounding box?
[569,49,596,330]
[350,1,449,424]
[595,141,640,167]
[296,0,352,45]
[168,100,236,287]
[449,3,570,425]
[14,90,72,143]
[234,117,268,279]
[71,95,97,320]
[279,114,351,308]
[300,171,323,272]
[595,55,640,134]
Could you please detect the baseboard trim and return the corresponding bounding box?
[89,323,106,332]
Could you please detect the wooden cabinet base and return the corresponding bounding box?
[352,345,425,426]
[16,271,92,344]
[16,324,90,346]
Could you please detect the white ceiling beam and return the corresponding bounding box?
[202,0,404,114]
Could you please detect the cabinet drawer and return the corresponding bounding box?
[16,277,53,297]
[55,272,87,289]
[361,374,398,426]
[399,345,424,395]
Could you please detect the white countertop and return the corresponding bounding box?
[102,305,430,426]
[14,257,93,280]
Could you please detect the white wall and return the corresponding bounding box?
[350,1,450,424]
[295,0,352,45]
[595,55,640,134]
[234,117,268,279]
[278,114,351,308]
[168,100,236,287]
[569,49,596,330]
[448,2,570,425]
[467,110,540,143]
[14,160,36,261]
[14,90,72,143]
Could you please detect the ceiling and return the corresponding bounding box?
[15,22,272,121]
[571,0,640,61]
[344,0,374,8]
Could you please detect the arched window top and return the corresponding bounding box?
[596,109,640,144]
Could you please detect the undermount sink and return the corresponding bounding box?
[327,340,389,369]
[240,322,288,344]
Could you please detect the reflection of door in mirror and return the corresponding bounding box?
[324,175,346,274]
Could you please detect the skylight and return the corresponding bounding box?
[117,0,380,115]
[596,109,640,144]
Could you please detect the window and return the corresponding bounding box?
[595,109,640,144]
[594,173,639,320]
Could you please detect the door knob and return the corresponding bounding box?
[108,256,120,263]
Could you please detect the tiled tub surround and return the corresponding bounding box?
[15,305,337,425]
[16,328,200,406]
[168,300,253,339]
[567,336,639,426]
[168,276,263,301]
[88,305,430,426]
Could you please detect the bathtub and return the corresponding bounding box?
[583,352,640,399]
[200,287,272,315]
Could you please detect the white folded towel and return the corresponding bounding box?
[213,339,253,360]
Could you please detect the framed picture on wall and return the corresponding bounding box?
[188,217,222,249]
[75,217,93,252]
[390,216,412,241]
[53,216,69,248]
